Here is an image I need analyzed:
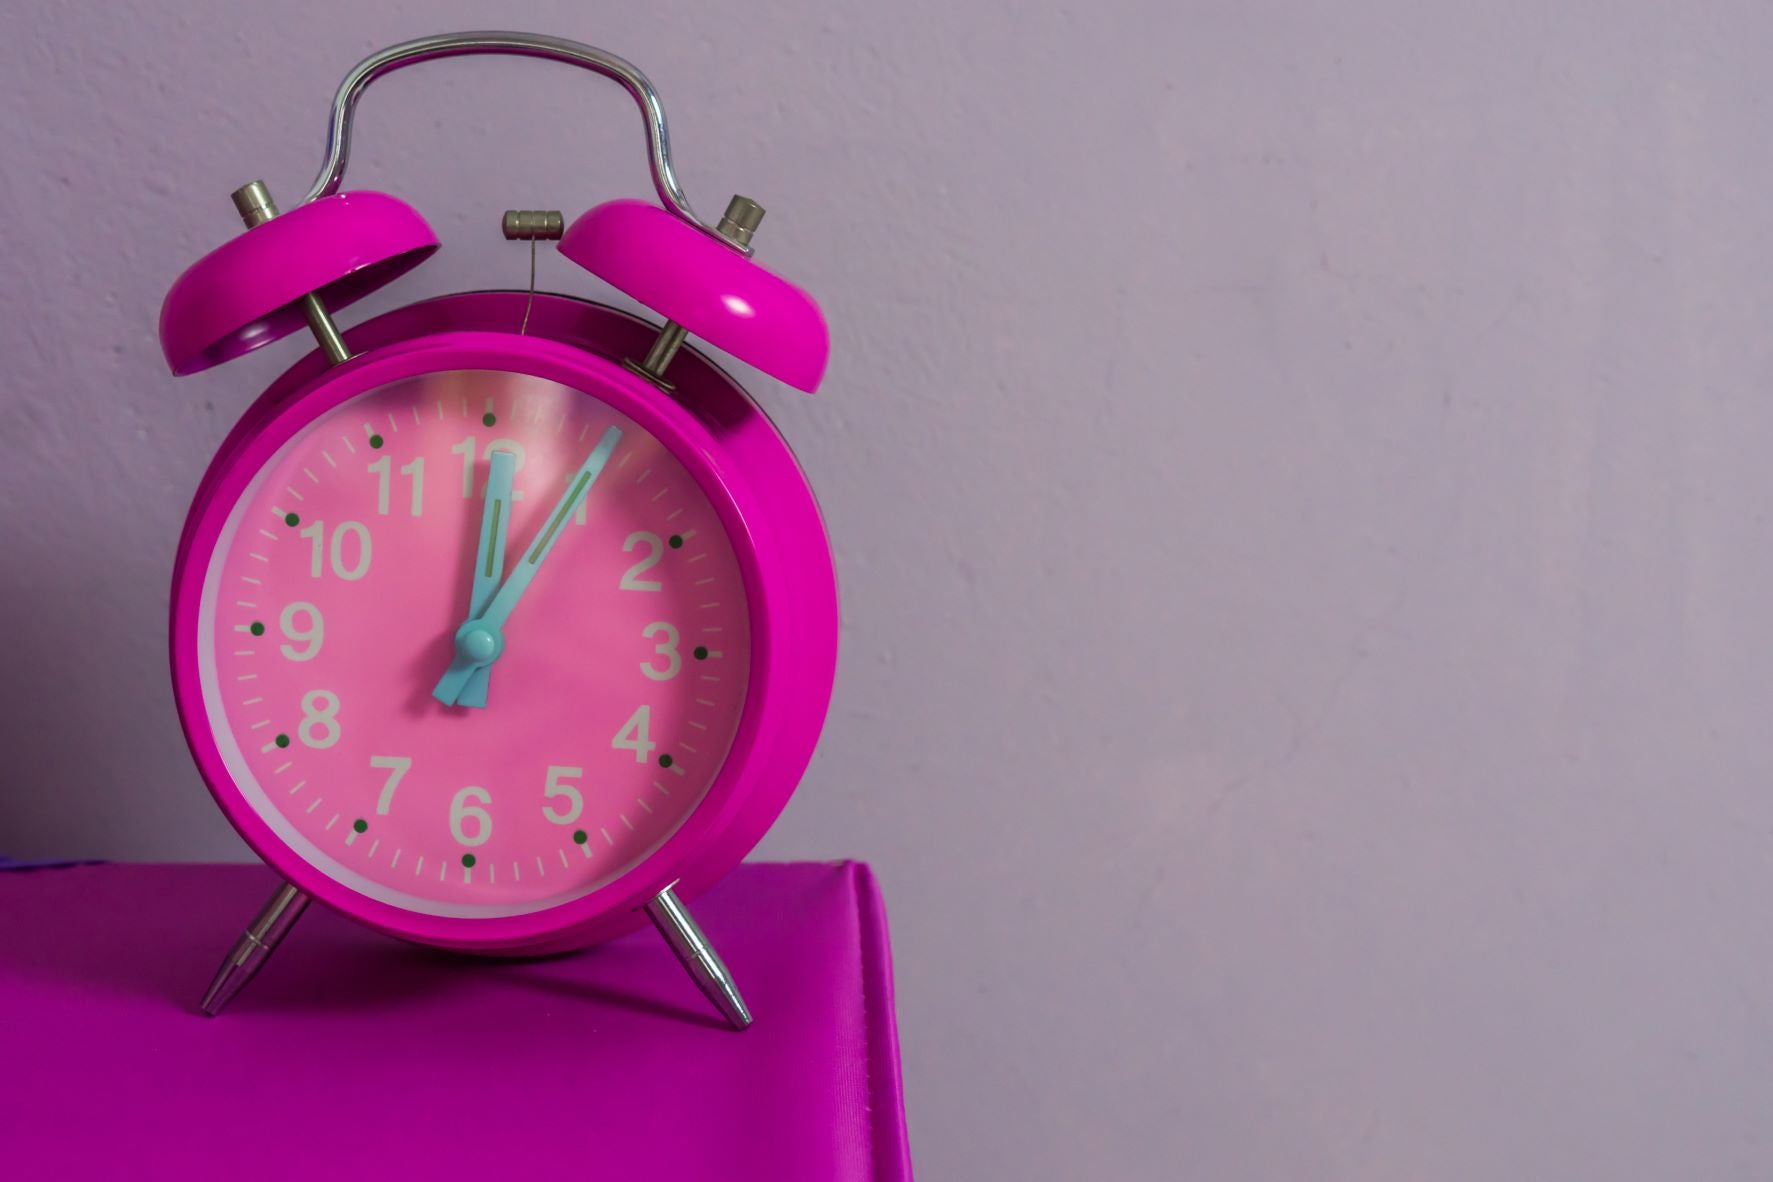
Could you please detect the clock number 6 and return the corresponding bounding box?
[449,786,493,847]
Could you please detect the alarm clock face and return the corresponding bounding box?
[193,369,751,918]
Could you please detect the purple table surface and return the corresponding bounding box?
[0,861,913,1180]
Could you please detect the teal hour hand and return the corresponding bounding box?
[433,426,623,707]
[455,448,516,709]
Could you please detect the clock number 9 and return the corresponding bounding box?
[449,786,493,847]
[543,765,584,825]
[640,622,681,681]
[277,602,323,662]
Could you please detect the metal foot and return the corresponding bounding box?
[644,886,752,1030]
[199,881,311,1016]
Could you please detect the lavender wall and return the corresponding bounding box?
[6,1,1773,1177]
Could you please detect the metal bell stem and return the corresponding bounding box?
[231,180,353,365]
[627,195,765,389]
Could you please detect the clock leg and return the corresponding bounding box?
[198,880,311,1017]
[644,886,753,1031]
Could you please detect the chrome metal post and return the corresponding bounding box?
[199,881,311,1016]
[644,885,752,1030]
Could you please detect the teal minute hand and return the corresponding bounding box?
[432,425,623,707]
[455,448,517,709]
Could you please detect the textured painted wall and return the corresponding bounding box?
[6,1,1773,1177]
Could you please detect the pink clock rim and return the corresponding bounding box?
[171,332,797,949]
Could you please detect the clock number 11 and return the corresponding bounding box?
[368,455,424,516]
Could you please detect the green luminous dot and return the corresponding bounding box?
[658,753,674,769]
[461,853,477,868]
[668,534,684,549]
[482,411,497,427]
[274,733,290,749]
[368,434,384,449]
[352,818,368,834]
[250,621,266,637]
[283,512,300,527]
[693,645,709,660]
[573,829,588,845]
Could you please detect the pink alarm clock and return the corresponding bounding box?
[159,32,836,1028]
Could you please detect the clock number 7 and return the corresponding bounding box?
[369,755,412,815]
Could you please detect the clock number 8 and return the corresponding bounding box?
[298,689,341,749]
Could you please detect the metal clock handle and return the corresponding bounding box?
[299,30,748,254]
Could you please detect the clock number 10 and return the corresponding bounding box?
[299,520,372,580]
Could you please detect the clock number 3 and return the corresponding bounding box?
[640,622,681,680]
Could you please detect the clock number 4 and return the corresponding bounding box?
[612,705,656,763]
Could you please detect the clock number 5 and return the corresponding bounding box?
[640,622,681,681]
[543,765,584,825]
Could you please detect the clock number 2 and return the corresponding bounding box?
[620,532,664,591]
